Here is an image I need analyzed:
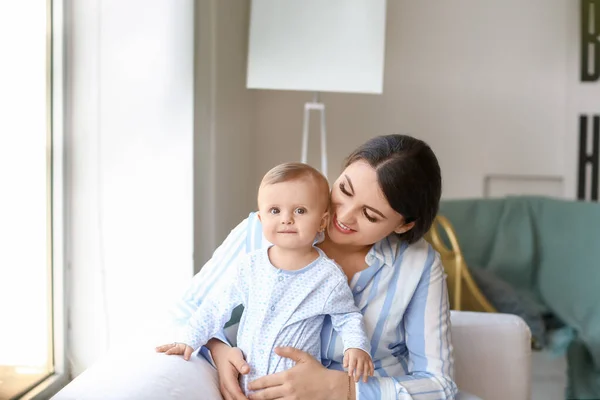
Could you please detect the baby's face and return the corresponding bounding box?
[257,178,328,250]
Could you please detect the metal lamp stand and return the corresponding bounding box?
[301,92,328,178]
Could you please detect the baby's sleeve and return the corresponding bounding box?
[323,279,371,356]
[179,257,248,350]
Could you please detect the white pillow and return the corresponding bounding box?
[54,350,222,400]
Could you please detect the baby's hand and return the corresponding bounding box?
[155,342,195,361]
[343,348,374,383]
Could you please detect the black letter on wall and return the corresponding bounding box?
[578,115,600,201]
[582,0,600,82]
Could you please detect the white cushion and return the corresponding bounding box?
[53,311,531,400]
[53,351,221,400]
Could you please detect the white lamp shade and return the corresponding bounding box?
[246,0,387,94]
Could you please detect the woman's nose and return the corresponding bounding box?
[336,207,355,224]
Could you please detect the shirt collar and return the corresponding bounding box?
[365,234,404,267]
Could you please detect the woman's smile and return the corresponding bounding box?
[332,214,355,234]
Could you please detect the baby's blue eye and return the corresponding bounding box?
[270,208,280,215]
[295,208,306,215]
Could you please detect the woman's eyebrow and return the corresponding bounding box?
[365,205,386,219]
[345,174,387,219]
[344,174,355,194]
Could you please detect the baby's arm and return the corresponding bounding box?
[157,261,246,357]
[324,279,373,382]
[182,277,244,350]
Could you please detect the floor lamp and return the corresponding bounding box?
[246,0,387,178]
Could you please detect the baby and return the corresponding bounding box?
[156,162,373,393]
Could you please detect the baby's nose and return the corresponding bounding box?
[280,212,293,224]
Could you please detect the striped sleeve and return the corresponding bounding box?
[357,248,458,400]
[179,257,246,350]
[170,216,250,326]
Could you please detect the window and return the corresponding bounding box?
[0,1,66,398]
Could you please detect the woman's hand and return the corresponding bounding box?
[247,347,351,400]
[207,338,251,400]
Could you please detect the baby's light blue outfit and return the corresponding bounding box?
[181,246,370,393]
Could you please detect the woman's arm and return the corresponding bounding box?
[171,215,255,331]
[355,248,458,399]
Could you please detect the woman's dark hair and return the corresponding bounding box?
[344,134,442,244]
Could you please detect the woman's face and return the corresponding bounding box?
[328,160,412,248]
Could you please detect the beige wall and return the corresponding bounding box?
[254,0,574,199]
[194,0,257,269]
[196,0,600,263]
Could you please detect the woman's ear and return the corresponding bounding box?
[394,221,415,235]
[319,212,329,232]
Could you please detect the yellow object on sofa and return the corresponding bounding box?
[426,215,496,313]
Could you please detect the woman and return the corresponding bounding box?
[169,134,457,400]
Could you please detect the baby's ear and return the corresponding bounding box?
[320,211,329,232]
[257,211,262,222]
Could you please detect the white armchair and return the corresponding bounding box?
[452,311,531,400]
[53,311,531,400]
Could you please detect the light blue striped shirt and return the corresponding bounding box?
[173,212,457,400]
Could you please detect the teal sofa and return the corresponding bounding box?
[439,196,600,400]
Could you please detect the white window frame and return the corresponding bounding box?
[21,0,69,397]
